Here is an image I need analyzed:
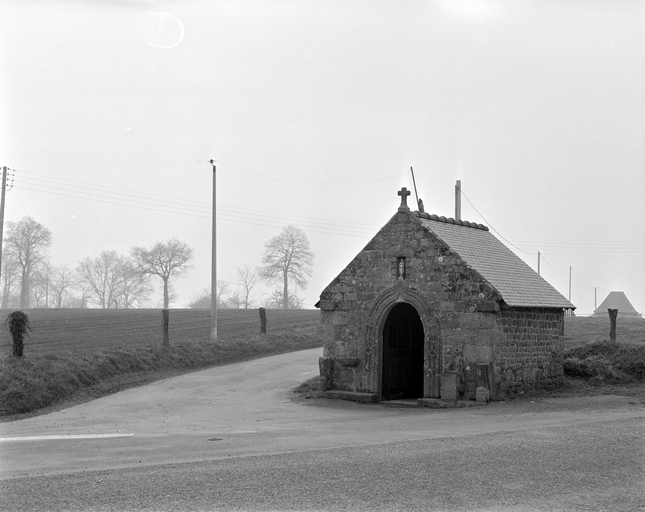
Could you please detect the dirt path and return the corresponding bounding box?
[1,348,642,481]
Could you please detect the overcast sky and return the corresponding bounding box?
[1,0,643,315]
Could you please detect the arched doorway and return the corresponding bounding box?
[381,303,424,400]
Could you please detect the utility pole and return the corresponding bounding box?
[210,159,217,340]
[594,287,597,312]
[455,180,462,220]
[0,166,8,282]
[568,266,572,302]
[537,251,541,275]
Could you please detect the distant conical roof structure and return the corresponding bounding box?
[593,291,641,317]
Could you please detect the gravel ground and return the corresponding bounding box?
[1,416,643,512]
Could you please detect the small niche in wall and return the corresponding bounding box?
[391,257,407,280]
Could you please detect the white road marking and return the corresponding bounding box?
[0,433,134,442]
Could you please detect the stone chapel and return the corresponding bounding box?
[316,187,575,404]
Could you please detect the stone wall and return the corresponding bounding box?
[494,309,565,395]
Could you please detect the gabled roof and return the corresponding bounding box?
[593,291,640,316]
[414,212,575,309]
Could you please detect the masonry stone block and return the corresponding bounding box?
[441,372,458,401]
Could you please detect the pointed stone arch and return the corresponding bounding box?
[363,283,442,399]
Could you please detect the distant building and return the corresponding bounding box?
[593,291,641,317]
[316,188,574,404]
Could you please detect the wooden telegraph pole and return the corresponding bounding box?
[0,166,8,281]
[210,160,217,340]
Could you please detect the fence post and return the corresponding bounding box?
[608,308,617,343]
[162,309,170,346]
[259,307,267,334]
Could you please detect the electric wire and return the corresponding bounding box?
[7,164,645,253]
[459,189,534,255]
[539,253,566,273]
[572,268,594,290]
[15,168,391,231]
[14,183,378,238]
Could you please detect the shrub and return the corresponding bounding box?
[564,340,645,382]
[5,311,31,358]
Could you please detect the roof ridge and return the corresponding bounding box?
[411,211,489,231]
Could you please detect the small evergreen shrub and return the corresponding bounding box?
[5,311,31,358]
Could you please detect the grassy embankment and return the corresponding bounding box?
[562,315,645,388]
[0,308,322,418]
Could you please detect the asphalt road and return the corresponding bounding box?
[1,348,643,511]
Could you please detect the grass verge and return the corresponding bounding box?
[0,325,323,419]
[564,339,645,384]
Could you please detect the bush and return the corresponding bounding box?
[564,340,645,382]
[5,311,31,358]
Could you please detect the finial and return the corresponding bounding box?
[398,187,411,212]
[417,198,425,213]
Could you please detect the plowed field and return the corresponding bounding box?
[0,308,320,356]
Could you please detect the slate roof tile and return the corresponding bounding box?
[417,215,574,309]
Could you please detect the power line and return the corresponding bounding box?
[14,166,389,234]
[19,160,207,172]
[218,160,409,185]
[456,188,644,255]
[571,268,593,290]
[540,253,566,273]
[459,189,533,255]
[18,160,409,185]
[10,164,645,254]
[14,183,378,238]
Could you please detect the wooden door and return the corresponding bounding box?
[382,303,424,400]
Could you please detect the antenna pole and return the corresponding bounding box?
[455,180,462,220]
[410,167,419,207]
[537,251,541,275]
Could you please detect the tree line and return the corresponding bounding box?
[1,217,314,310]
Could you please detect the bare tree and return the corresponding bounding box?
[131,238,193,309]
[1,246,21,308]
[226,291,244,309]
[263,288,306,309]
[5,217,52,308]
[215,280,230,307]
[237,264,259,309]
[188,288,210,309]
[119,261,152,309]
[259,225,313,310]
[76,251,148,309]
[77,251,121,308]
[31,261,54,307]
[50,264,77,308]
[188,281,231,309]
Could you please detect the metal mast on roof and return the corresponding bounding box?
[410,167,420,209]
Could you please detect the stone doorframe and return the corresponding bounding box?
[363,283,442,399]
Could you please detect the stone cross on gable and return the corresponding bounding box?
[398,187,411,212]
